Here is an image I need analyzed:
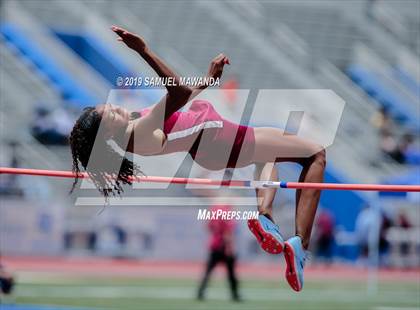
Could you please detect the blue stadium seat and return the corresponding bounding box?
[53,30,159,103]
[0,22,98,108]
[393,67,420,98]
[347,64,419,131]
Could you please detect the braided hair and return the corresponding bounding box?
[69,107,141,197]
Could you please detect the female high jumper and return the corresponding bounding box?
[69,26,326,292]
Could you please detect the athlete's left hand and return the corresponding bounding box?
[207,53,230,80]
[111,25,147,53]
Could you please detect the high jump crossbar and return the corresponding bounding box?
[1,167,419,192]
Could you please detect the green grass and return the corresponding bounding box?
[6,275,420,310]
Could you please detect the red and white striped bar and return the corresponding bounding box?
[1,167,419,192]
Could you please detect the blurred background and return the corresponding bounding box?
[0,0,419,309]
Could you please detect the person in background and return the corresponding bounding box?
[396,211,412,268]
[220,74,239,110]
[0,259,14,296]
[378,213,392,266]
[371,106,394,137]
[355,205,378,264]
[355,205,391,267]
[371,106,404,163]
[388,133,415,164]
[197,205,240,302]
[372,106,419,164]
[314,209,335,264]
[379,131,398,160]
[0,141,23,196]
[31,106,73,145]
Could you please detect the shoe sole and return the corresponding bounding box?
[247,219,283,254]
[284,242,302,292]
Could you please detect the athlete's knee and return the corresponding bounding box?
[314,149,326,169]
[298,148,326,168]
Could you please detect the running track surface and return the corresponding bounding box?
[0,306,89,310]
[2,256,419,282]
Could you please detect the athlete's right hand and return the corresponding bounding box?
[111,25,147,53]
[207,53,230,80]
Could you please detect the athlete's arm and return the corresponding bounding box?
[190,54,230,99]
[142,54,230,106]
[111,26,192,119]
[127,53,230,154]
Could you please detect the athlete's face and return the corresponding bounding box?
[96,103,130,138]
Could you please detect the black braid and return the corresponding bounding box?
[69,107,142,197]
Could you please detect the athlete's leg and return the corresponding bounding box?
[248,162,284,254]
[252,127,326,250]
[254,162,277,219]
[294,152,325,249]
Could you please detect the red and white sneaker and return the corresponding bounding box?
[247,214,284,255]
[284,236,307,292]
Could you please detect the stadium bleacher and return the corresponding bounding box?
[0,0,418,263]
[1,23,98,107]
[1,1,419,309]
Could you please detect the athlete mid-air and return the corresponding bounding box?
[69,26,326,292]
